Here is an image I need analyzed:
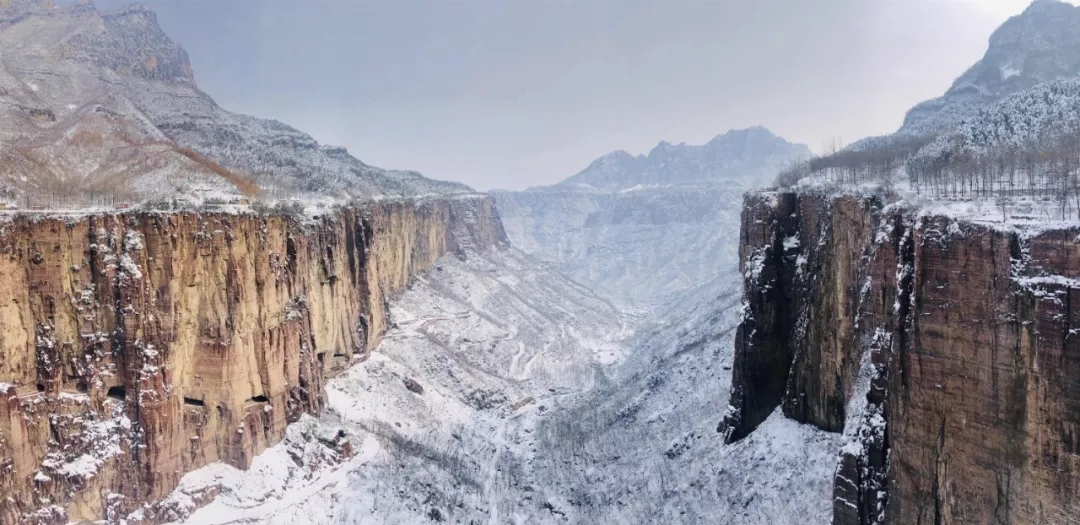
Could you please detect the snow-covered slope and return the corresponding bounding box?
[912,78,1080,165]
[0,1,469,205]
[494,185,746,310]
[493,127,810,309]
[155,249,837,525]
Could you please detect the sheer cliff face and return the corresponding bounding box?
[726,191,1080,524]
[0,196,506,524]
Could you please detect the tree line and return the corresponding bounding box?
[776,129,1080,219]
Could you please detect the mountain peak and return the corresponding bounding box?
[97,2,196,85]
[0,1,468,204]
[557,127,810,191]
[900,0,1080,135]
[1024,0,1074,13]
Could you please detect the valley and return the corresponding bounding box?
[162,249,838,525]
[3,0,1080,524]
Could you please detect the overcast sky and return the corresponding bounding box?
[94,0,1069,190]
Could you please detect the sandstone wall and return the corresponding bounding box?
[725,191,1080,524]
[0,195,506,523]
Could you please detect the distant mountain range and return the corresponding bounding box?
[556,127,811,192]
[493,127,809,307]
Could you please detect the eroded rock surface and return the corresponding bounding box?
[725,191,1080,524]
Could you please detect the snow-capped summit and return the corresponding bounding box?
[557,126,811,192]
[901,0,1080,136]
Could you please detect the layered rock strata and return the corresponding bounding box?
[0,195,506,523]
[723,191,1080,524]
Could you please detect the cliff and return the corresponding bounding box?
[0,195,506,524]
[723,191,1080,524]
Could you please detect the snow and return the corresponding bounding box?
[163,249,839,525]
[119,254,142,280]
[783,235,801,251]
[1000,65,1022,80]
[124,231,144,251]
[493,127,808,311]
[174,430,381,525]
[1016,274,1080,287]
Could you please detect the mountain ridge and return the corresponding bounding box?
[899,0,1080,136]
[493,126,807,307]
[0,1,470,206]
[550,126,811,192]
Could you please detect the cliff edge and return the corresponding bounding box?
[0,196,507,523]
[723,189,1080,524]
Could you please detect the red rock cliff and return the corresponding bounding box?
[0,195,506,523]
[724,191,1080,524]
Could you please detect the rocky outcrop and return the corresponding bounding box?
[0,195,506,524]
[724,191,1080,524]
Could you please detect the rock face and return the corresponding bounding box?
[0,195,506,523]
[724,191,1080,524]
[493,127,809,308]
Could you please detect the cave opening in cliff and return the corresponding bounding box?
[107,386,126,401]
[286,237,298,275]
[250,394,269,403]
[184,397,206,407]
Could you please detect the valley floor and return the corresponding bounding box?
[154,247,839,525]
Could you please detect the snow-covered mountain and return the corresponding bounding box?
[559,126,811,192]
[900,0,1080,137]
[0,1,469,205]
[494,127,810,309]
[910,78,1080,167]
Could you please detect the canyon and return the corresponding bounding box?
[5,0,1080,523]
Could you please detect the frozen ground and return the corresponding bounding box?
[154,249,839,525]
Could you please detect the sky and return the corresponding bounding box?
[91,0,1075,190]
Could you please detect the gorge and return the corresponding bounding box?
[4,0,1080,523]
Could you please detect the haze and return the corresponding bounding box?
[93,0,1078,190]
